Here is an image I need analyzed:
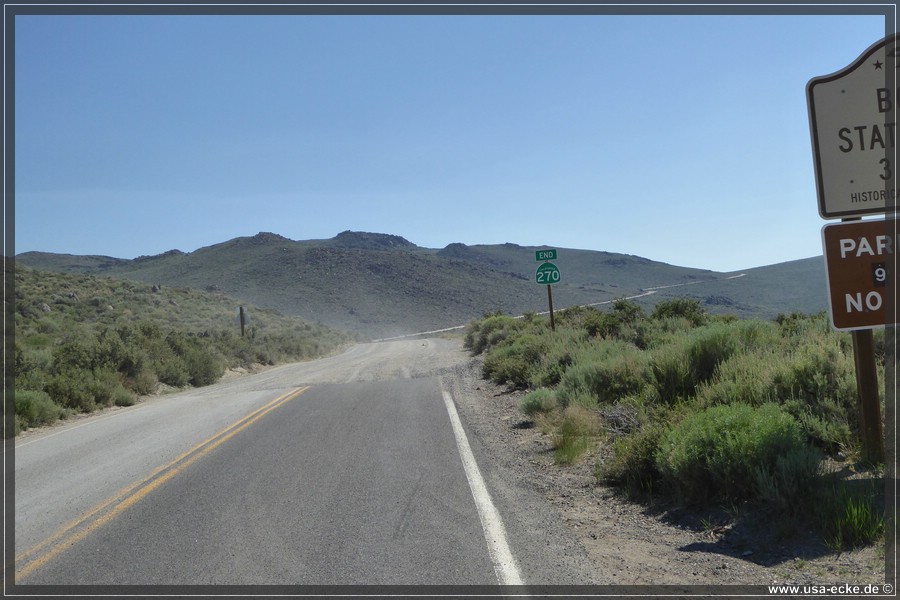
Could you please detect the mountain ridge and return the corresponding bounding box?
[15,231,827,339]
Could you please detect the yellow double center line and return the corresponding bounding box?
[15,386,310,582]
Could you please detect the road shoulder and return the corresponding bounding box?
[440,349,884,588]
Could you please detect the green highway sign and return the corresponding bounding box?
[535,249,557,262]
[535,262,561,285]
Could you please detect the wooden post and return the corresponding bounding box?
[239,306,246,338]
[852,328,885,464]
[839,217,885,464]
[547,285,555,332]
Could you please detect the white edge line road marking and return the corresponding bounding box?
[15,404,146,450]
[441,389,524,587]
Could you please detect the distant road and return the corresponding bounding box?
[14,339,597,588]
[373,274,748,342]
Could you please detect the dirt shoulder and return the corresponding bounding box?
[443,348,886,588]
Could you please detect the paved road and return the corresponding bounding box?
[14,338,599,588]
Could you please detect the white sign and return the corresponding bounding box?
[807,35,898,219]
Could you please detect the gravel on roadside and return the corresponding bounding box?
[440,347,886,589]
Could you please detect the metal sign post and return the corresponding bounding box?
[535,250,561,332]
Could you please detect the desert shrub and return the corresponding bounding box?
[15,389,66,430]
[611,298,645,325]
[483,333,545,388]
[183,346,225,387]
[111,386,135,406]
[695,350,780,408]
[52,339,97,372]
[783,398,855,454]
[695,334,857,454]
[154,356,190,387]
[85,368,129,408]
[753,444,823,513]
[15,347,53,392]
[556,305,586,325]
[772,336,857,409]
[557,342,650,407]
[685,323,739,385]
[650,316,696,339]
[130,368,159,396]
[584,311,622,339]
[731,318,781,352]
[649,341,693,402]
[596,420,668,499]
[465,315,523,355]
[651,298,707,326]
[530,346,575,388]
[655,402,808,503]
[776,311,831,338]
[552,405,600,464]
[521,388,557,416]
[46,369,96,412]
[648,323,737,402]
[581,301,647,346]
[582,309,607,338]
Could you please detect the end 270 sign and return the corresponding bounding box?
[535,249,561,285]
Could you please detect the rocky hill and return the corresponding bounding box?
[16,231,827,339]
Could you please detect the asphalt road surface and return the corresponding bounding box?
[13,339,600,590]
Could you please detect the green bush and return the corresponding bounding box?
[464,315,523,355]
[686,324,738,385]
[655,402,808,503]
[527,329,587,388]
[184,347,225,387]
[15,389,67,430]
[557,344,650,406]
[46,369,96,412]
[752,445,823,512]
[482,332,545,388]
[648,324,737,402]
[521,388,557,416]
[772,337,857,410]
[86,368,130,408]
[611,298,645,325]
[552,406,600,465]
[651,298,707,326]
[695,350,780,408]
[130,368,159,396]
[649,341,693,402]
[597,421,667,499]
[155,356,190,387]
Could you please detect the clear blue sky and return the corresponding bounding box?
[13,9,888,272]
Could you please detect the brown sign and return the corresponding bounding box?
[822,218,897,330]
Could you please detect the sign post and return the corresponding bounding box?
[821,219,893,464]
[535,250,561,332]
[807,35,897,464]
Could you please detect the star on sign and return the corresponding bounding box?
[874,60,884,69]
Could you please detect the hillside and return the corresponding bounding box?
[16,231,828,339]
